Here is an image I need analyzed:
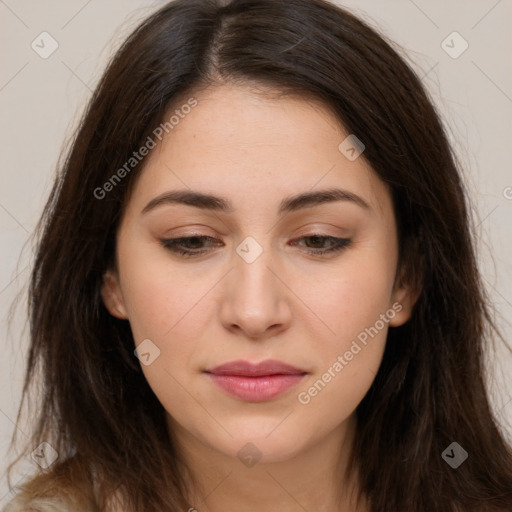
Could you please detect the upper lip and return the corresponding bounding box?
[205,359,307,377]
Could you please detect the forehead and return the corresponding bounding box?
[126,83,392,219]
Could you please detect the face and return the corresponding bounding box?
[101,83,416,465]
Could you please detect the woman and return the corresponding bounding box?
[4,0,512,510]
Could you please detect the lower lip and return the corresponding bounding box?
[206,373,306,402]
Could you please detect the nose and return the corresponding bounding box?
[219,241,293,340]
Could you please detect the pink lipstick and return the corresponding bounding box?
[205,359,307,402]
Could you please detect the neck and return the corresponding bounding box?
[170,413,368,512]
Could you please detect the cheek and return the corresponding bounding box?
[292,251,395,414]
[116,237,218,395]
[118,252,209,420]
[117,236,207,344]
[296,249,396,346]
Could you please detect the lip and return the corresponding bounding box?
[204,359,307,402]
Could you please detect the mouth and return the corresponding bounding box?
[204,359,308,402]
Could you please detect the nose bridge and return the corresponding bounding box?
[220,234,291,337]
[233,234,279,304]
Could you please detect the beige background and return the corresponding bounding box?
[1,0,511,503]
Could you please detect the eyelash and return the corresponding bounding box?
[159,235,352,258]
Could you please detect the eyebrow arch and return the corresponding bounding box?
[141,187,372,215]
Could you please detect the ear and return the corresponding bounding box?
[101,269,128,320]
[388,265,422,328]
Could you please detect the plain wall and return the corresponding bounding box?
[1,0,511,504]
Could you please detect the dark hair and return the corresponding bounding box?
[5,0,512,511]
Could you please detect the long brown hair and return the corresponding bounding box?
[5,0,512,510]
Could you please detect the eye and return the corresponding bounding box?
[160,234,352,258]
[160,235,220,257]
[289,235,352,255]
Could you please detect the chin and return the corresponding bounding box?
[212,426,307,464]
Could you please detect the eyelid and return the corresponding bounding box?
[159,233,352,258]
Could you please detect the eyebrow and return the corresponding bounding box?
[141,187,372,216]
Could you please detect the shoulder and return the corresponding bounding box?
[3,492,95,512]
[2,472,99,512]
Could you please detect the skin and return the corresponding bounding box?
[101,82,418,512]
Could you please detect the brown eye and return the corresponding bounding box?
[160,236,222,257]
[160,234,352,258]
[290,235,352,255]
